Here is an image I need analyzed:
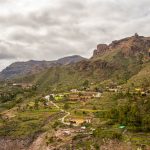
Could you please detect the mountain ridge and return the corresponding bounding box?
[34,34,150,92]
[92,33,150,58]
[1,34,150,89]
[0,55,86,80]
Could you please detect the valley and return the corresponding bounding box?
[0,34,150,150]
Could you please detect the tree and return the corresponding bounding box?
[93,106,97,110]
[78,92,83,97]
[138,53,144,64]
[83,80,89,88]
[34,99,39,110]
[64,103,69,110]
[142,115,150,131]
[63,95,69,101]
[94,87,99,92]
[43,99,47,109]
[50,95,54,101]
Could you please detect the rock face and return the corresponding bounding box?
[92,34,150,58]
[0,55,86,80]
[93,44,109,57]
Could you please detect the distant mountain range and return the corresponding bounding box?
[0,55,86,80]
[1,33,150,91]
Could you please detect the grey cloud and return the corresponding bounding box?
[0,0,10,3]
[0,42,16,59]
[0,0,150,70]
[0,40,38,60]
[0,51,15,59]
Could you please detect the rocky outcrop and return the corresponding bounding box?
[93,44,109,57]
[92,34,150,58]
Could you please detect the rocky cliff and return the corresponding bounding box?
[93,33,150,58]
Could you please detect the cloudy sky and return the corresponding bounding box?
[0,0,150,70]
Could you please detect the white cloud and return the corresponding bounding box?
[0,0,150,70]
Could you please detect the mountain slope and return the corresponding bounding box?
[127,62,150,87]
[0,55,86,80]
[34,34,150,91]
[1,34,150,91]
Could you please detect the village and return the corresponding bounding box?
[42,83,150,142]
[1,80,150,149]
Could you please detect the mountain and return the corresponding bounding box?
[0,55,86,80]
[92,33,150,58]
[34,34,150,92]
[1,33,150,90]
[56,55,86,65]
[1,34,150,150]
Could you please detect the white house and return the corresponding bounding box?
[45,94,55,101]
[94,92,102,98]
[45,95,50,100]
[109,88,118,93]
[81,126,86,130]
[70,89,78,93]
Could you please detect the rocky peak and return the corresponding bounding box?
[92,34,150,58]
[93,44,109,57]
[134,33,139,38]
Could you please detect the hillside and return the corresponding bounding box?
[0,34,150,149]
[0,55,86,80]
[34,34,150,92]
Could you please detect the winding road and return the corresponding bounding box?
[46,96,71,126]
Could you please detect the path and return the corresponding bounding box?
[61,111,70,125]
[45,95,71,126]
[28,95,75,150]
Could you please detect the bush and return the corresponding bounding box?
[93,128,122,140]
[112,132,122,140]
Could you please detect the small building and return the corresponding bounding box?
[94,92,102,98]
[69,94,80,101]
[63,130,71,136]
[109,88,118,92]
[70,89,79,93]
[13,83,33,89]
[141,92,147,96]
[69,94,92,101]
[45,94,55,101]
[45,95,50,100]
[81,126,86,130]
[82,91,99,97]
[69,91,101,101]
[80,95,93,101]
[69,118,85,126]
[85,117,92,124]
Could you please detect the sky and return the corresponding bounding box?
[0,0,150,70]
